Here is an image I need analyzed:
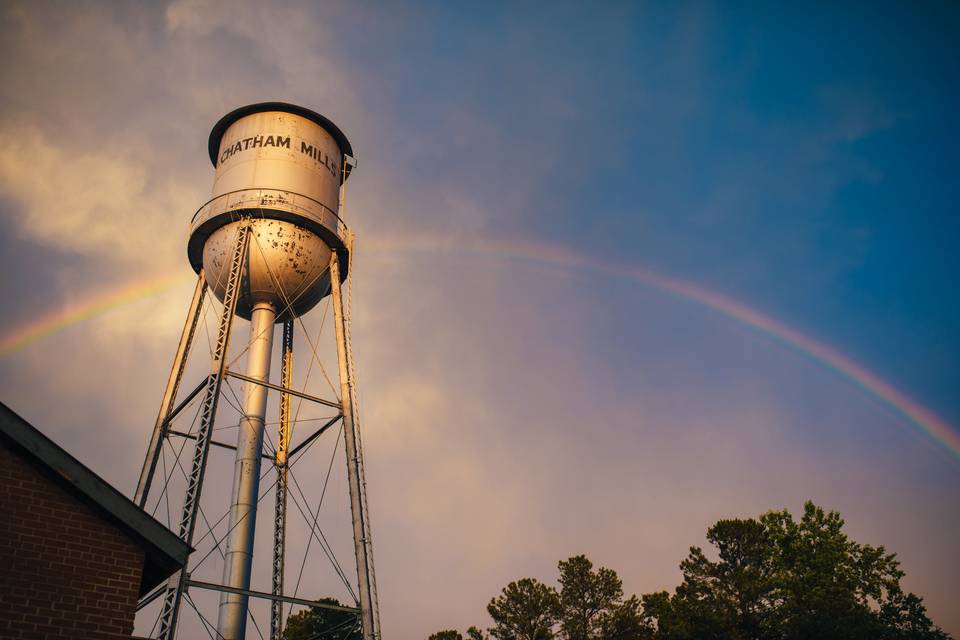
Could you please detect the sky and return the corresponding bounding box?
[0,0,958,637]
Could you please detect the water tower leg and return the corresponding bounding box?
[217,301,277,640]
[271,318,294,640]
[330,249,381,640]
[158,223,251,640]
[135,271,207,508]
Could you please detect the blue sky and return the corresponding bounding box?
[319,0,960,419]
[372,1,960,408]
[0,1,957,636]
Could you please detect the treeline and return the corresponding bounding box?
[428,501,950,640]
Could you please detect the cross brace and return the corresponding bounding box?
[167,429,273,458]
[186,579,360,614]
[225,369,341,410]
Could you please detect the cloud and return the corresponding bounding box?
[0,126,196,270]
[165,0,360,123]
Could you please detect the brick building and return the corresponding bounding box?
[0,402,190,640]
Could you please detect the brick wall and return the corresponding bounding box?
[0,442,145,640]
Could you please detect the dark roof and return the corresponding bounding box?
[0,402,191,597]
[208,101,355,175]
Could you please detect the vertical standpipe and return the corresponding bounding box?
[217,302,276,640]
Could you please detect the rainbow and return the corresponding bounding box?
[1,233,957,464]
[365,233,960,464]
[0,272,193,357]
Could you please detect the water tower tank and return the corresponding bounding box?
[187,102,353,321]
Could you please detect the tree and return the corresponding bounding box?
[557,555,648,640]
[427,503,950,639]
[281,598,360,640]
[641,501,950,640]
[601,596,653,640]
[431,626,487,640]
[476,558,649,640]
[642,518,775,640]
[557,555,623,639]
[487,577,560,640]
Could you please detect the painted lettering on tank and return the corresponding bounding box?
[299,141,339,180]
[218,134,324,174]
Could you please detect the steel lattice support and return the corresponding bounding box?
[329,243,381,640]
[346,235,380,636]
[270,318,294,640]
[157,222,251,640]
[135,271,207,508]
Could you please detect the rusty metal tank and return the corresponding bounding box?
[187,102,353,321]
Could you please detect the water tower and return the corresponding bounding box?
[133,103,380,640]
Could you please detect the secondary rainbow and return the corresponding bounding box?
[2,232,957,464]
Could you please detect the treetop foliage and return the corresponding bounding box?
[281,597,360,640]
[429,501,950,640]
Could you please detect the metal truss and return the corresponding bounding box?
[271,318,294,640]
[330,238,381,640]
[136,272,207,508]
[135,219,377,639]
[157,221,251,640]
